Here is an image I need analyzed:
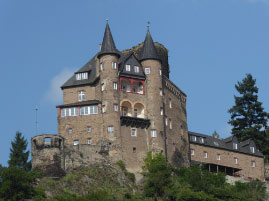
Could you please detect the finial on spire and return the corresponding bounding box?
[106,19,109,24]
[147,21,150,31]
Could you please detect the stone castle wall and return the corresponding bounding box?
[31,134,121,177]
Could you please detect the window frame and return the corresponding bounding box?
[100,63,103,71]
[113,82,118,90]
[217,154,221,160]
[108,126,114,134]
[125,65,131,71]
[131,128,137,137]
[78,90,85,101]
[204,151,208,158]
[112,62,117,70]
[145,67,150,75]
[87,126,92,133]
[113,104,118,112]
[151,129,157,138]
[134,66,139,73]
[87,138,92,144]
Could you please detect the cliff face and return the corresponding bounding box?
[36,163,139,200]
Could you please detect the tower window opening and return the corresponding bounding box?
[87,126,92,132]
[151,130,157,138]
[74,140,79,146]
[145,67,150,74]
[133,147,136,153]
[112,62,117,69]
[108,126,114,134]
[100,63,103,71]
[88,138,92,144]
[101,83,104,91]
[131,128,137,136]
[114,104,118,112]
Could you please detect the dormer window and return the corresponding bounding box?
[233,143,238,150]
[191,135,196,142]
[134,66,139,73]
[250,146,255,153]
[126,65,131,71]
[199,137,204,143]
[213,141,219,146]
[76,72,88,80]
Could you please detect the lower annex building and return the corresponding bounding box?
[31,22,264,181]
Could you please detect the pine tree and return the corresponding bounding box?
[228,74,268,152]
[8,132,31,171]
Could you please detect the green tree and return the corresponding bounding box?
[0,166,44,201]
[143,152,172,198]
[228,74,268,151]
[8,132,31,171]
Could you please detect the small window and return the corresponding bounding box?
[44,137,51,144]
[100,63,103,71]
[191,135,196,142]
[250,146,255,153]
[78,90,85,101]
[68,128,72,134]
[112,62,117,69]
[160,88,163,96]
[190,149,194,156]
[113,104,118,112]
[134,109,138,117]
[169,119,172,129]
[204,151,208,158]
[113,82,118,90]
[76,73,82,80]
[133,147,136,153]
[151,130,157,138]
[108,126,114,134]
[134,66,139,73]
[87,126,91,132]
[251,161,255,167]
[74,140,79,145]
[217,154,220,160]
[160,107,163,116]
[199,137,204,143]
[169,98,172,108]
[81,72,88,80]
[234,157,238,164]
[165,116,168,126]
[131,128,137,136]
[101,83,104,91]
[233,143,238,150]
[126,65,131,71]
[159,69,162,76]
[102,105,106,113]
[145,67,150,74]
[88,138,92,144]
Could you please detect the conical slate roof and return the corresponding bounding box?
[139,30,160,62]
[98,23,120,58]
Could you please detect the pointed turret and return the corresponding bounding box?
[139,30,160,62]
[98,22,120,58]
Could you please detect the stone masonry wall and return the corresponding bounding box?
[190,143,264,180]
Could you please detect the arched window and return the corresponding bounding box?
[121,101,132,116]
[134,103,144,118]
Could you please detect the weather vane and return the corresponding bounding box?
[147,21,150,31]
[35,106,38,135]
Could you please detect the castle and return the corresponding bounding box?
[31,22,264,181]
[31,22,190,177]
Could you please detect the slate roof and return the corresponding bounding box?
[189,131,263,157]
[61,55,99,89]
[56,100,101,108]
[139,30,161,62]
[119,52,146,80]
[98,22,120,58]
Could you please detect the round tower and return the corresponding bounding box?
[97,22,121,144]
[139,29,167,157]
[31,134,65,177]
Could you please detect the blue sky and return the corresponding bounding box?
[0,0,269,165]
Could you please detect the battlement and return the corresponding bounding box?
[32,134,64,150]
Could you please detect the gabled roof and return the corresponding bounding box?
[189,131,263,157]
[119,52,146,80]
[139,30,160,62]
[61,55,99,89]
[98,23,120,58]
